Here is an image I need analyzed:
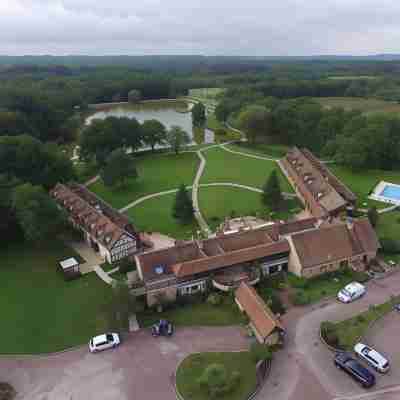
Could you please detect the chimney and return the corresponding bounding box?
[346,206,354,230]
[270,223,280,241]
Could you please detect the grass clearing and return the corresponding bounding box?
[206,114,242,141]
[125,191,198,239]
[376,211,400,264]
[199,186,299,231]
[329,164,400,209]
[89,152,198,209]
[201,147,293,193]
[176,352,257,400]
[0,240,112,354]
[137,297,244,328]
[323,296,400,350]
[312,97,400,115]
[226,143,289,159]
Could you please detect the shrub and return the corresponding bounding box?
[287,273,308,289]
[207,293,223,306]
[197,363,230,398]
[321,321,339,347]
[290,289,311,306]
[380,237,400,254]
[0,383,16,400]
[250,343,273,363]
[118,258,135,274]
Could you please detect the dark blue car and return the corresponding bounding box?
[334,352,375,388]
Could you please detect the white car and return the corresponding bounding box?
[89,333,120,353]
[354,343,390,373]
[337,282,366,303]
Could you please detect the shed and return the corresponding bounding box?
[59,257,80,280]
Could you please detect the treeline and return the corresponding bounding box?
[0,135,75,243]
[217,89,400,171]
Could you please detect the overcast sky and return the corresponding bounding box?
[1,0,399,56]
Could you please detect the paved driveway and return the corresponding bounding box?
[0,327,249,400]
[259,272,400,400]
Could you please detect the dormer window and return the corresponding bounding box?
[105,236,111,243]
[90,223,95,229]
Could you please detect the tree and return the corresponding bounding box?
[0,382,16,400]
[104,280,138,333]
[237,105,272,144]
[262,170,283,210]
[128,89,142,103]
[191,102,206,126]
[172,184,194,224]
[12,183,64,242]
[141,119,166,151]
[165,125,190,155]
[101,148,138,188]
[367,206,379,228]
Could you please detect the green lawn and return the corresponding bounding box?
[206,114,242,141]
[199,186,299,231]
[126,191,198,239]
[226,143,289,159]
[288,269,369,305]
[376,211,400,263]
[0,240,112,354]
[176,352,257,400]
[330,164,400,209]
[313,97,400,115]
[89,152,198,209]
[137,298,244,328]
[324,295,400,350]
[201,147,293,193]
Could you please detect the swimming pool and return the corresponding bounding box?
[381,185,400,201]
[369,181,400,205]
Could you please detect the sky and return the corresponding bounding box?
[1,0,399,56]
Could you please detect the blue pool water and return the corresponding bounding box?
[381,185,400,201]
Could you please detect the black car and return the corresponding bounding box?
[334,353,376,388]
[151,320,174,337]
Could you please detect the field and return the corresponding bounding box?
[89,152,198,209]
[125,191,198,239]
[199,186,299,231]
[313,97,400,115]
[0,240,112,354]
[327,76,378,81]
[201,147,293,193]
[188,87,225,100]
[176,352,257,400]
[329,164,400,208]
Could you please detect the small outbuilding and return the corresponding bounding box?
[59,257,80,280]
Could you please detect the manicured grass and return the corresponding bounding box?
[206,114,242,141]
[226,143,289,159]
[176,352,257,400]
[376,211,400,264]
[330,164,400,209]
[137,297,245,328]
[89,152,198,209]
[201,147,293,193]
[199,186,299,231]
[313,97,400,115]
[189,88,225,100]
[126,191,198,239]
[326,295,400,350]
[288,269,369,305]
[0,240,113,354]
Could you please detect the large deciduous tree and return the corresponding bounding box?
[237,105,272,144]
[165,125,190,154]
[128,89,142,103]
[191,102,206,127]
[101,148,138,188]
[262,170,283,210]
[172,184,194,224]
[12,183,64,242]
[141,119,167,151]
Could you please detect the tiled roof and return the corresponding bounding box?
[172,240,290,278]
[51,183,134,250]
[282,147,348,217]
[290,220,378,269]
[235,282,283,339]
[278,217,317,236]
[216,229,274,252]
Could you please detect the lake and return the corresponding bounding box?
[85,100,214,146]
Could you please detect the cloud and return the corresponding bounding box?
[1,0,400,55]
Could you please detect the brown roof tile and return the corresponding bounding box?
[352,218,381,254]
[235,282,283,339]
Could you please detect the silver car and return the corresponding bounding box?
[89,333,120,353]
[354,343,390,373]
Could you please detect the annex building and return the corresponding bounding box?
[51,183,145,264]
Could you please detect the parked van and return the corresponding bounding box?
[354,343,390,373]
[337,282,366,303]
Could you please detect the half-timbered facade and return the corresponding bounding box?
[51,183,142,264]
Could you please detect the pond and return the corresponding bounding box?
[85,100,214,146]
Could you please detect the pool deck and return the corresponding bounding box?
[369,180,400,205]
